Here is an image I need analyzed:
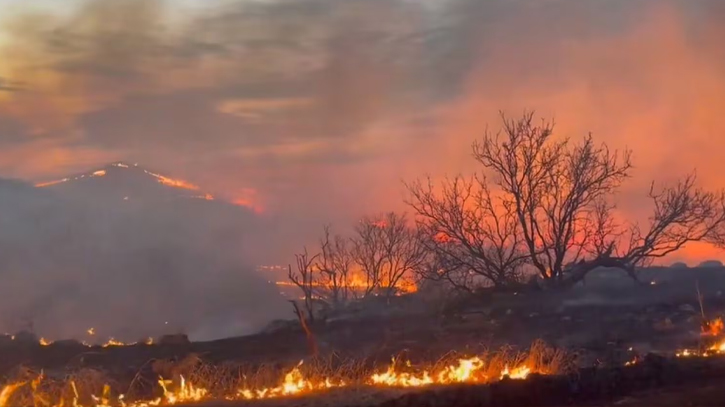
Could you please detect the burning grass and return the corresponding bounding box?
[0,340,572,407]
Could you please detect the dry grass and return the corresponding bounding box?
[0,340,573,406]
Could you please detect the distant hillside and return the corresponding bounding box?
[35,162,215,202]
[0,163,288,342]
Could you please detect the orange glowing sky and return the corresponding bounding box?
[0,0,723,264]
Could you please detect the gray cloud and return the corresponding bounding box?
[25,0,477,152]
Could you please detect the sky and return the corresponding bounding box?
[0,0,724,264]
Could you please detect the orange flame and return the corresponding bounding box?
[702,317,723,336]
[143,170,200,191]
[35,178,69,187]
[0,352,541,406]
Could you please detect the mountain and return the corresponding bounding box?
[35,161,216,203]
[0,163,288,342]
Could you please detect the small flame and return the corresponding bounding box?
[0,382,25,407]
[39,337,51,346]
[500,365,531,380]
[35,178,69,187]
[158,375,207,404]
[143,170,200,191]
[624,357,639,366]
[102,338,125,347]
[239,361,345,399]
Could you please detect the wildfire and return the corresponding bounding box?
[157,376,207,404]
[143,170,200,191]
[275,277,418,294]
[35,178,69,187]
[702,317,723,336]
[676,336,725,357]
[624,357,639,366]
[367,356,531,387]
[239,361,344,399]
[102,338,126,347]
[0,352,540,406]
[0,382,24,407]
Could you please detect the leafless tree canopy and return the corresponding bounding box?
[350,212,426,298]
[405,175,528,290]
[289,111,725,297]
[406,111,725,289]
[617,174,725,265]
[286,212,425,310]
[314,226,354,306]
[287,248,318,321]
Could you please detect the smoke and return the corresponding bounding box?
[0,174,289,341]
[0,0,723,339]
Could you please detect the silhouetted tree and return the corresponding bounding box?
[314,225,354,307]
[406,175,529,290]
[351,212,426,298]
[407,111,725,289]
[287,248,318,321]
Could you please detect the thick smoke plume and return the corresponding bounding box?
[0,0,723,339]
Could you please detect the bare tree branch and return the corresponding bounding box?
[471,111,633,285]
[350,212,425,298]
[287,248,319,322]
[405,174,528,290]
[314,225,354,308]
[406,111,725,290]
[622,173,725,265]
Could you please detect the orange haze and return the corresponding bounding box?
[0,0,723,265]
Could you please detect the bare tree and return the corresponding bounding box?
[578,174,725,278]
[350,212,426,298]
[470,111,634,286]
[405,175,529,290]
[409,111,725,289]
[314,225,354,307]
[287,248,319,322]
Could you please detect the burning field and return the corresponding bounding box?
[2,110,725,406]
[1,0,725,404]
[0,339,560,407]
[5,274,725,407]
